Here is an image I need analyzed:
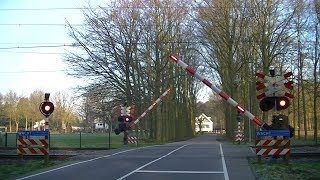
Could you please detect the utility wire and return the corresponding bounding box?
[0,7,89,11]
[0,42,72,44]
[0,70,67,73]
[0,44,79,50]
[0,23,83,26]
[0,50,62,54]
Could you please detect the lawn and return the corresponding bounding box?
[248,132,320,180]
[49,132,124,149]
[0,159,64,180]
[1,132,138,149]
[249,158,320,180]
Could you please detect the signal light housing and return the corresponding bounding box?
[259,96,290,111]
[259,97,275,111]
[115,116,133,135]
[124,116,133,123]
[39,101,54,117]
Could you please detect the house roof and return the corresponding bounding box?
[195,113,212,123]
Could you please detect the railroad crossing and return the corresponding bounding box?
[16,134,254,180]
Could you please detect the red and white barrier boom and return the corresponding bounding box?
[169,54,266,128]
[129,88,171,128]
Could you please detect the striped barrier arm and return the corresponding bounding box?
[129,87,171,128]
[169,54,266,128]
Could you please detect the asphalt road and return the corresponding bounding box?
[16,134,255,180]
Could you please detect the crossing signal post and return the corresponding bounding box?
[39,93,54,129]
[38,93,54,162]
[114,103,134,145]
[255,68,294,162]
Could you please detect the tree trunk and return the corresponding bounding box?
[313,22,319,143]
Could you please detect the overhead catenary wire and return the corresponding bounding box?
[0,44,80,50]
[0,50,64,55]
[0,70,67,74]
[0,23,83,26]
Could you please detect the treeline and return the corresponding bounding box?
[62,0,319,141]
[0,91,78,132]
[195,0,320,141]
[64,0,198,141]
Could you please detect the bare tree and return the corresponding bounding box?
[312,0,320,142]
[65,0,198,141]
[197,0,299,137]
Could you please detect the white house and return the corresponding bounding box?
[33,119,46,130]
[195,113,213,133]
[93,119,109,130]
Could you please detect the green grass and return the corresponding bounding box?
[49,133,124,148]
[249,158,320,180]
[290,137,320,146]
[0,159,64,180]
[1,132,133,149]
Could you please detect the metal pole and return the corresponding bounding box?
[5,132,7,147]
[108,121,111,149]
[123,131,128,145]
[248,82,252,143]
[169,54,266,129]
[80,131,82,149]
[44,117,49,163]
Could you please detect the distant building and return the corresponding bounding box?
[33,119,46,130]
[93,119,109,130]
[195,113,213,133]
[71,126,84,132]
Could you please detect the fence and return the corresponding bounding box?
[0,132,128,149]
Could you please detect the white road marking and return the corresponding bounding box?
[116,144,189,180]
[219,143,230,180]
[18,143,230,180]
[16,148,139,180]
[137,170,224,174]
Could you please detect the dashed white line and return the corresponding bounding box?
[116,144,189,180]
[220,143,230,180]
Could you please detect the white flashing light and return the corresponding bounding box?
[45,105,51,111]
[279,100,286,106]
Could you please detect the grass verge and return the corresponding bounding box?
[0,159,64,180]
[248,158,320,180]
